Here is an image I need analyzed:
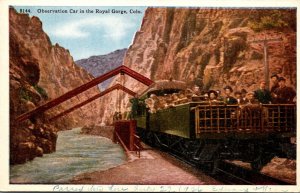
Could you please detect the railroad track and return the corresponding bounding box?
[156,145,292,185]
[214,161,292,185]
[166,151,254,185]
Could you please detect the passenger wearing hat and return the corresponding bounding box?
[192,85,201,96]
[208,90,224,105]
[208,90,218,100]
[243,91,259,105]
[240,89,247,102]
[254,81,272,104]
[215,89,224,101]
[234,90,246,105]
[273,77,296,104]
[270,74,280,102]
[270,74,279,93]
[223,86,238,105]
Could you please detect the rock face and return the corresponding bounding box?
[9,8,102,164]
[75,49,127,90]
[98,8,296,124]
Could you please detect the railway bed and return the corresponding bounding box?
[157,143,292,185]
[214,161,292,185]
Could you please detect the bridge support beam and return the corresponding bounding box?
[49,84,136,121]
[16,65,153,122]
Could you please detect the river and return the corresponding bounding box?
[10,128,126,184]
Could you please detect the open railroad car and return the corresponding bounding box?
[131,81,296,173]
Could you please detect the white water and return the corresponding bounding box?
[10,128,126,184]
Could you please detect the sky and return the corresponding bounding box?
[14,6,147,60]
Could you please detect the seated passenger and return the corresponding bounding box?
[270,74,279,95]
[273,77,296,104]
[163,94,169,104]
[113,111,122,121]
[254,81,272,104]
[241,89,247,102]
[237,95,263,130]
[216,89,224,101]
[223,85,238,105]
[145,94,159,113]
[200,90,210,100]
[169,93,179,107]
[192,85,201,96]
[177,91,189,104]
[208,90,224,105]
[157,96,168,110]
[234,91,243,105]
[185,88,194,100]
[242,91,259,105]
[129,97,139,117]
[240,92,263,129]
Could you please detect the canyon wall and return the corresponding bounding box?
[9,8,102,164]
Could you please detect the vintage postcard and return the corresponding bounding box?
[0,0,299,192]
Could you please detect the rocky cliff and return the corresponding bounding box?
[9,8,102,164]
[98,8,296,124]
[75,48,127,90]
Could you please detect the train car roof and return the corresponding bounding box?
[139,79,187,97]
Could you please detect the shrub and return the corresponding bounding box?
[248,10,292,32]
[19,87,32,101]
[33,85,48,100]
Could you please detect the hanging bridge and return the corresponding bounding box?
[49,83,137,122]
[16,65,154,152]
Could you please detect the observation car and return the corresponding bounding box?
[130,80,296,173]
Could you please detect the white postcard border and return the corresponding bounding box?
[0,0,299,192]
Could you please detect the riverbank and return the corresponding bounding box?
[80,125,114,141]
[71,144,221,185]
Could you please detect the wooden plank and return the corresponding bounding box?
[49,83,136,121]
[16,65,153,122]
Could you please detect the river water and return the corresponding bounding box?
[10,128,126,184]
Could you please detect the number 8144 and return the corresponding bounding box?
[19,9,31,14]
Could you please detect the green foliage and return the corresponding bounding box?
[130,98,146,118]
[33,84,48,99]
[248,10,292,32]
[19,87,32,101]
